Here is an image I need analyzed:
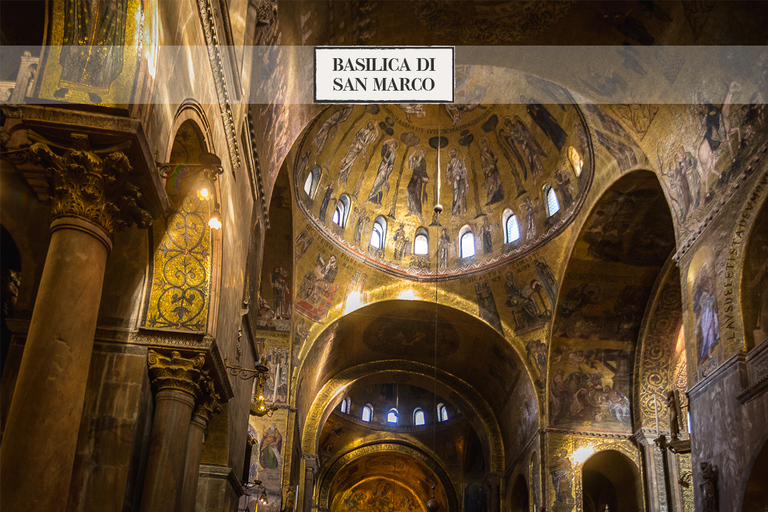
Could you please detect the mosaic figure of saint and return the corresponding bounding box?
[259,423,282,470]
[438,228,451,268]
[445,147,469,218]
[504,116,546,180]
[313,105,353,153]
[406,148,429,218]
[524,197,536,242]
[480,138,504,206]
[367,140,398,205]
[339,122,378,184]
[694,265,720,364]
[58,0,130,97]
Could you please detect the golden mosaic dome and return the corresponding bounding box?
[294,97,593,280]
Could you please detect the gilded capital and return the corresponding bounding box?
[194,373,222,423]
[147,350,207,399]
[28,134,152,238]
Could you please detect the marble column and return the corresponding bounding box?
[483,472,502,512]
[140,350,207,512]
[302,454,320,512]
[179,374,221,512]
[635,428,667,512]
[0,136,151,512]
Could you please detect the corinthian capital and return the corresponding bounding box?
[194,373,222,423]
[147,350,207,399]
[28,134,152,238]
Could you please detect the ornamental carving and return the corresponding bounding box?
[195,373,222,423]
[147,349,207,398]
[28,134,152,237]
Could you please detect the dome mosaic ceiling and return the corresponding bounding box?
[294,96,594,281]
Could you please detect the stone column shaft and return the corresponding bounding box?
[179,377,221,512]
[0,218,110,511]
[303,454,319,512]
[179,414,208,512]
[140,350,206,512]
[0,136,151,512]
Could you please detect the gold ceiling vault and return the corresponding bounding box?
[293,100,593,281]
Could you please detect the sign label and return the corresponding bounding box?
[315,47,454,103]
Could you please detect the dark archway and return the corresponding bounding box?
[742,437,768,511]
[0,225,21,375]
[581,450,641,512]
[509,474,529,512]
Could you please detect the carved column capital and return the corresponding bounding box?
[147,350,207,399]
[303,454,320,473]
[28,134,152,239]
[194,373,222,423]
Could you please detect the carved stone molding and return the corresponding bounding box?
[196,0,242,171]
[147,349,207,398]
[195,372,223,423]
[28,134,152,238]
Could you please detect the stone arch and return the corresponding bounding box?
[633,256,687,433]
[317,442,458,512]
[548,169,676,431]
[740,192,768,350]
[581,449,642,512]
[740,433,768,511]
[301,360,505,473]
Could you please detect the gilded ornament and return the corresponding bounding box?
[28,136,152,238]
[147,349,207,398]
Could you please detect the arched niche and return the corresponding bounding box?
[256,160,293,332]
[296,299,538,473]
[741,436,768,511]
[142,117,220,334]
[549,170,675,432]
[509,474,529,512]
[634,257,688,433]
[740,194,768,350]
[319,444,457,512]
[581,450,642,512]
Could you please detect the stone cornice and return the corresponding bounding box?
[0,105,168,216]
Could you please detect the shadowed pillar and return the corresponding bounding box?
[0,135,151,512]
[302,454,320,512]
[140,350,206,512]
[179,374,221,512]
[484,472,502,512]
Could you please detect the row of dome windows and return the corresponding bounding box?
[305,170,561,258]
[339,397,449,426]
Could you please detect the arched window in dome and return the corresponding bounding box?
[460,227,475,258]
[437,403,448,422]
[503,209,521,244]
[414,227,429,255]
[387,408,399,425]
[303,165,321,198]
[413,408,426,426]
[340,396,351,414]
[370,216,386,250]
[544,184,560,217]
[332,194,351,227]
[362,404,373,422]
